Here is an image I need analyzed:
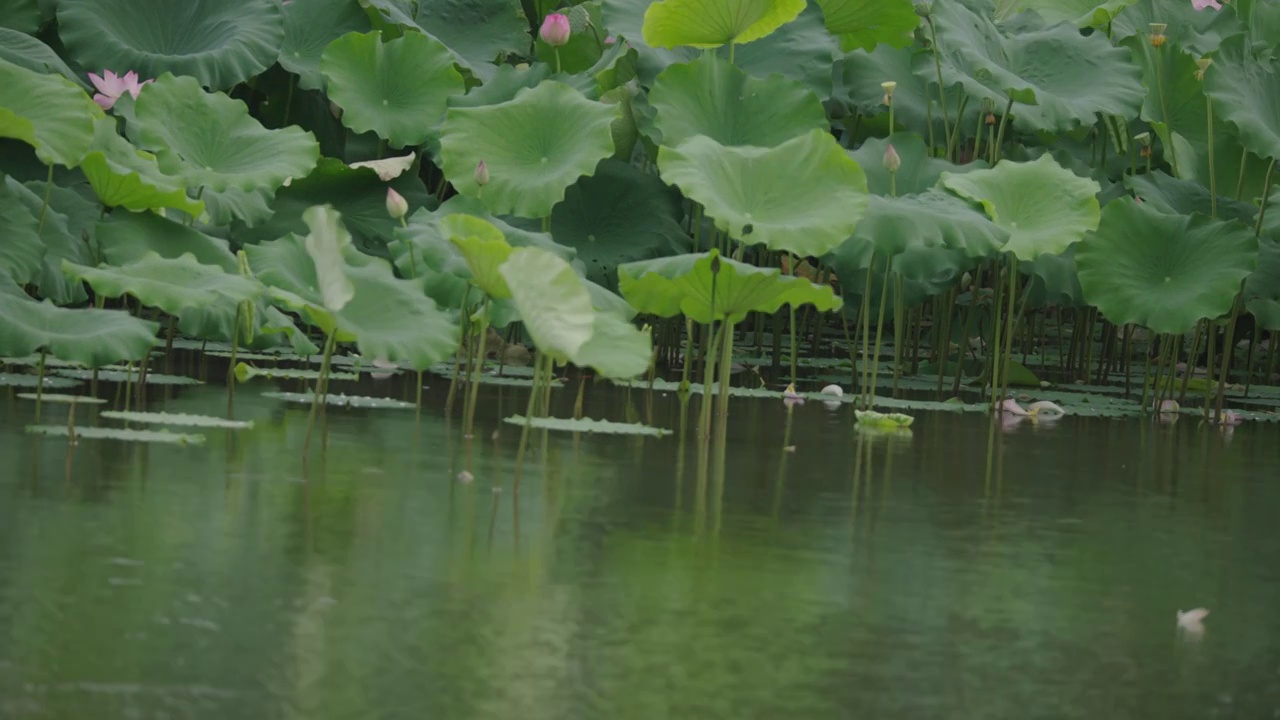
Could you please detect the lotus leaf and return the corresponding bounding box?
[1077,199,1257,335]
[0,276,157,368]
[813,0,918,52]
[130,73,320,193]
[439,81,618,218]
[0,57,101,168]
[941,155,1101,262]
[648,53,826,148]
[642,0,805,49]
[16,393,105,404]
[96,211,237,272]
[58,0,284,90]
[360,0,528,81]
[3,178,89,304]
[0,28,88,88]
[100,411,253,429]
[26,425,205,444]
[54,369,202,385]
[503,415,672,436]
[63,253,262,318]
[848,190,1009,259]
[321,30,465,148]
[444,214,514,299]
[79,118,204,217]
[850,133,987,196]
[1111,0,1242,56]
[262,390,417,409]
[498,246,595,360]
[280,0,372,91]
[619,249,842,325]
[1245,239,1280,330]
[657,129,869,256]
[0,178,45,285]
[1204,36,1280,163]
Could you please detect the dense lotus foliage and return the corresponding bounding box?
[2,0,1280,433]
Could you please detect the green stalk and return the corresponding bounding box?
[34,349,46,423]
[513,351,549,492]
[714,317,735,446]
[860,254,875,407]
[1153,48,1180,176]
[998,257,1019,402]
[303,330,337,454]
[1235,147,1249,200]
[787,253,799,384]
[891,273,905,397]
[925,15,952,155]
[699,324,725,441]
[991,97,1015,164]
[463,299,490,439]
[868,262,892,406]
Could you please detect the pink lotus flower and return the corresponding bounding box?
[1192,0,1221,10]
[88,70,152,110]
[540,13,571,46]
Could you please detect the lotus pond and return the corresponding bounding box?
[4,0,1280,715]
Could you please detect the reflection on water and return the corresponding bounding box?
[2,379,1280,719]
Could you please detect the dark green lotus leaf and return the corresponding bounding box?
[929,1,1144,133]
[280,0,372,91]
[850,190,1009,259]
[550,159,689,290]
[642,0,805,49]
[814,0,918,52]
[200,186,277,227]
[131,74,320,193]
[619,249,842,325]
[0,176,44,285]
[658,129,869,256]
[80,118,204,217]
[648,54,825,148]
[1124,172,1259,226]
[1245,238,1280,330]
[448,63,552,110]
[503,415,671,436]
[0,28,88,89]
[4,177,90,305]
[941,154,1101,262]
[320,30,465,148]
[828,240,969,313]
[1111,0,1242,56]
[0,0,40,33]
[1204,35,1280,163]
[998,0,1136,28]
[833,44,939,131]
[0,274,158,367]
[63,253,262,318]
[96,211,236,272]
[1077,199,1258,335]
[0,57,102,168]
[58,0,284,90]
[1020,246,1084,309]
[360,0,528,82]
[440,81,618,218]
[850,133,987,196]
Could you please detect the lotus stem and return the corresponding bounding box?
[1153,48,1180,176]
[714,314,734,448]
[1178,320,1204,404]
[860,255,875,407]
[727,43,734,65]
[1214,294,1244,419]
[698,323,725,441]
[446,287,472,415]
[35,349,46,423]
[1204,320,1216,420]
[1235,147,1249,200]
[868,261,892,406]
[992,97,1014,164]
[1140,337,1154,413]
[463,301,490,439]
[947,94,969,162]
[513,351,549,492]
[999,257,1019,402]
[1207,99,1218,218]
[681,316,695,389]
[925,15,952,155]
[227,305,240,417]
[891,273,905,398]
[787,253,799,383]
[1254,158,1276,237]
[66,396,77,445]
[554,47,562,74]
[303,330,337,455]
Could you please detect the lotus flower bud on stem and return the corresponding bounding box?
[883,143,901,173]
[386,187,408,221]
[1149,22,1167,47]
[540,13,571,47]
[880,80,896,106]
[1195,57,1212,81]
[475,160,490,187]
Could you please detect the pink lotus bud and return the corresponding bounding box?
[540,13,571,47]
[883,143,901,173]
[1192,0,1221,10]
[475,160,490,187]
[385,187,408,219]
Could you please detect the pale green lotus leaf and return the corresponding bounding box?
[79,118,204,216]
[62,253,262,317]
[813,0,918,52]
[0,275,158,368]
[642,0,806,49]
[0,56,102,168]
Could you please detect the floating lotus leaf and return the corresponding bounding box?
[0,28,88,88]
[0,178,44,285]
[360,0,528,81]
[849,190,1009,259]
[234,364,360,383]
[130,73,319,193]
[444,214,513,299]
[439,81,618,218]
[850,133,987,196]
[854,409,914,428]
[503,415,672,436]
[280,0,371,91]
[1204,36,1280,162]
[813,0,918,52]
[262,390,416,409]
[16,393,106,404]
[54,369,202,385]
[0,275,158,368]
[658,129,869,257]
[0,373,80,389]
[321,30,465,148]
[648,53,826,148]
[929,1,1144,132]
[100,410,253,429]
[79,118,204,217]
[1077,199,1258,335]
[64,253,262,320]
[642,0,805,49]
[619,249,842,325]
[550,159,689,290]
[26,425,205,444]
[57,0,284,90]
[941,155,1101,262]
[0,57,101,168]
[96,211,237,272]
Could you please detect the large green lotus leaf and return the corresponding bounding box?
[302,205,356,312]
[130,74,320,193]
[834,44,940,131]
[1204,36,1280,162]
[231,158,429,251]
[550,159,689,291]
[657,129,869,256]
[941,155,1101,262]
[360,0,528,82]
[618,249,841,324]
[200,186,277,227]
[0,28,88,89]
[0,58,101,168]
[573,313,653,379]
[57,0,283,90]
[0,177,44,284]
[63,253,262,318]
[246,228,460,369]
[0,0,40,33]
[320,30,465,149]
[80,119,204,217]
[648,53,826,148]
[96,211,236,272]
[444,214,513,299]
[447,63,551,111]
[1245,238,1280,330]
[1126,38,1273,201]
[280,0,372,91]
[1111,0,1242,56]
[439,81,617,218]
[1124,172,1259,227]
[23,179,101,251]
[499,246,596,360]
[928,1,1144,133]
[0,275,158,367]
[997,0,1136,28]
[1021,247,1083,309]
[850,133,988,196]
[642,0,805,48]
[850,190,1009,259]
[813,0,918,52]
[5,177,90,305]
[1077,200,1257,335]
